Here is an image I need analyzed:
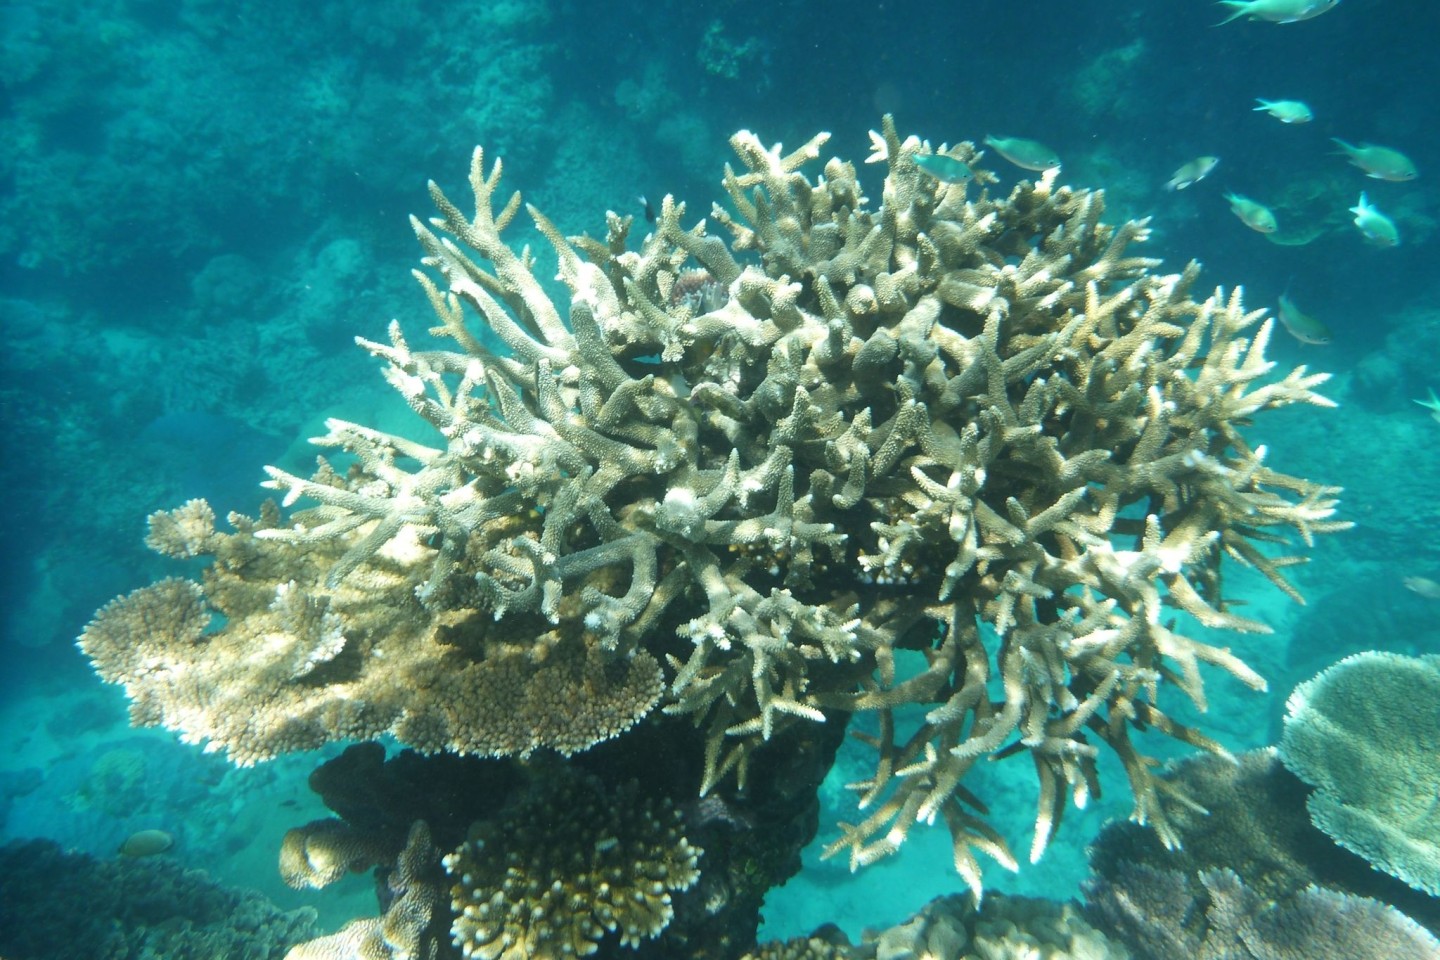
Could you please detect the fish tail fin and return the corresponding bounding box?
[1215,1,1250,24]
[1330,137,1355,155]
[1253,98,1270,110]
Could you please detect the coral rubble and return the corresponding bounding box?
[80,116,1348,920]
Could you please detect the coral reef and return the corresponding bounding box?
[744,893,1127,960]
[1086,863,1439,960]
[1083,747,1440,940]
[1278,651,1440,896]
[280,817,398,890]
[860,892,1127,960]
[0,837,317,960]
[0,4,561,285]
[275,726,835,960]
[80,116,1346,913]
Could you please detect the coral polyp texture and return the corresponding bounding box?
[443,775,701,959]
[79,115,1347,893]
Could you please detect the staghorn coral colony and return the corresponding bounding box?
[79,116,1349,958]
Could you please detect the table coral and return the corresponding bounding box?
[1278,651,1440,897]
[79,115,1348,898]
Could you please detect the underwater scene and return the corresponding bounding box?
[2,0,1439,957]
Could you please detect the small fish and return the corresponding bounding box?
[638,195,656,224]
[1253,98,1313,123]
[1349,192,1399,247]
[1412,388,1440,423]
[1331,139,1418,181]
[983,135,1061,172]
[912,152,973,185]
[1217,0,1340,24]
[1276,291,1332,345]
[1165,156,1220,191]
[1403,576,1440,600]
[118,829,174,858]
[1224,192,1278,233]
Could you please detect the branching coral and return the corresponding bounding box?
[79,115,1346,897]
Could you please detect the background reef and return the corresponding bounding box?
[2,0,1439,956]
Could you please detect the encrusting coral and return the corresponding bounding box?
[79,115,1347,901]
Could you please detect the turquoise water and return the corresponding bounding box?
[2,2,1437,957]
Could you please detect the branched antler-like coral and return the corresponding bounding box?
[79,116,1348,899]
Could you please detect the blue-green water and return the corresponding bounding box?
[2,2,1436,956]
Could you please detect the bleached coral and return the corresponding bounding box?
[80,115,1347,895]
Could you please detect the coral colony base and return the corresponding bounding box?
[79,117,1349,959]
